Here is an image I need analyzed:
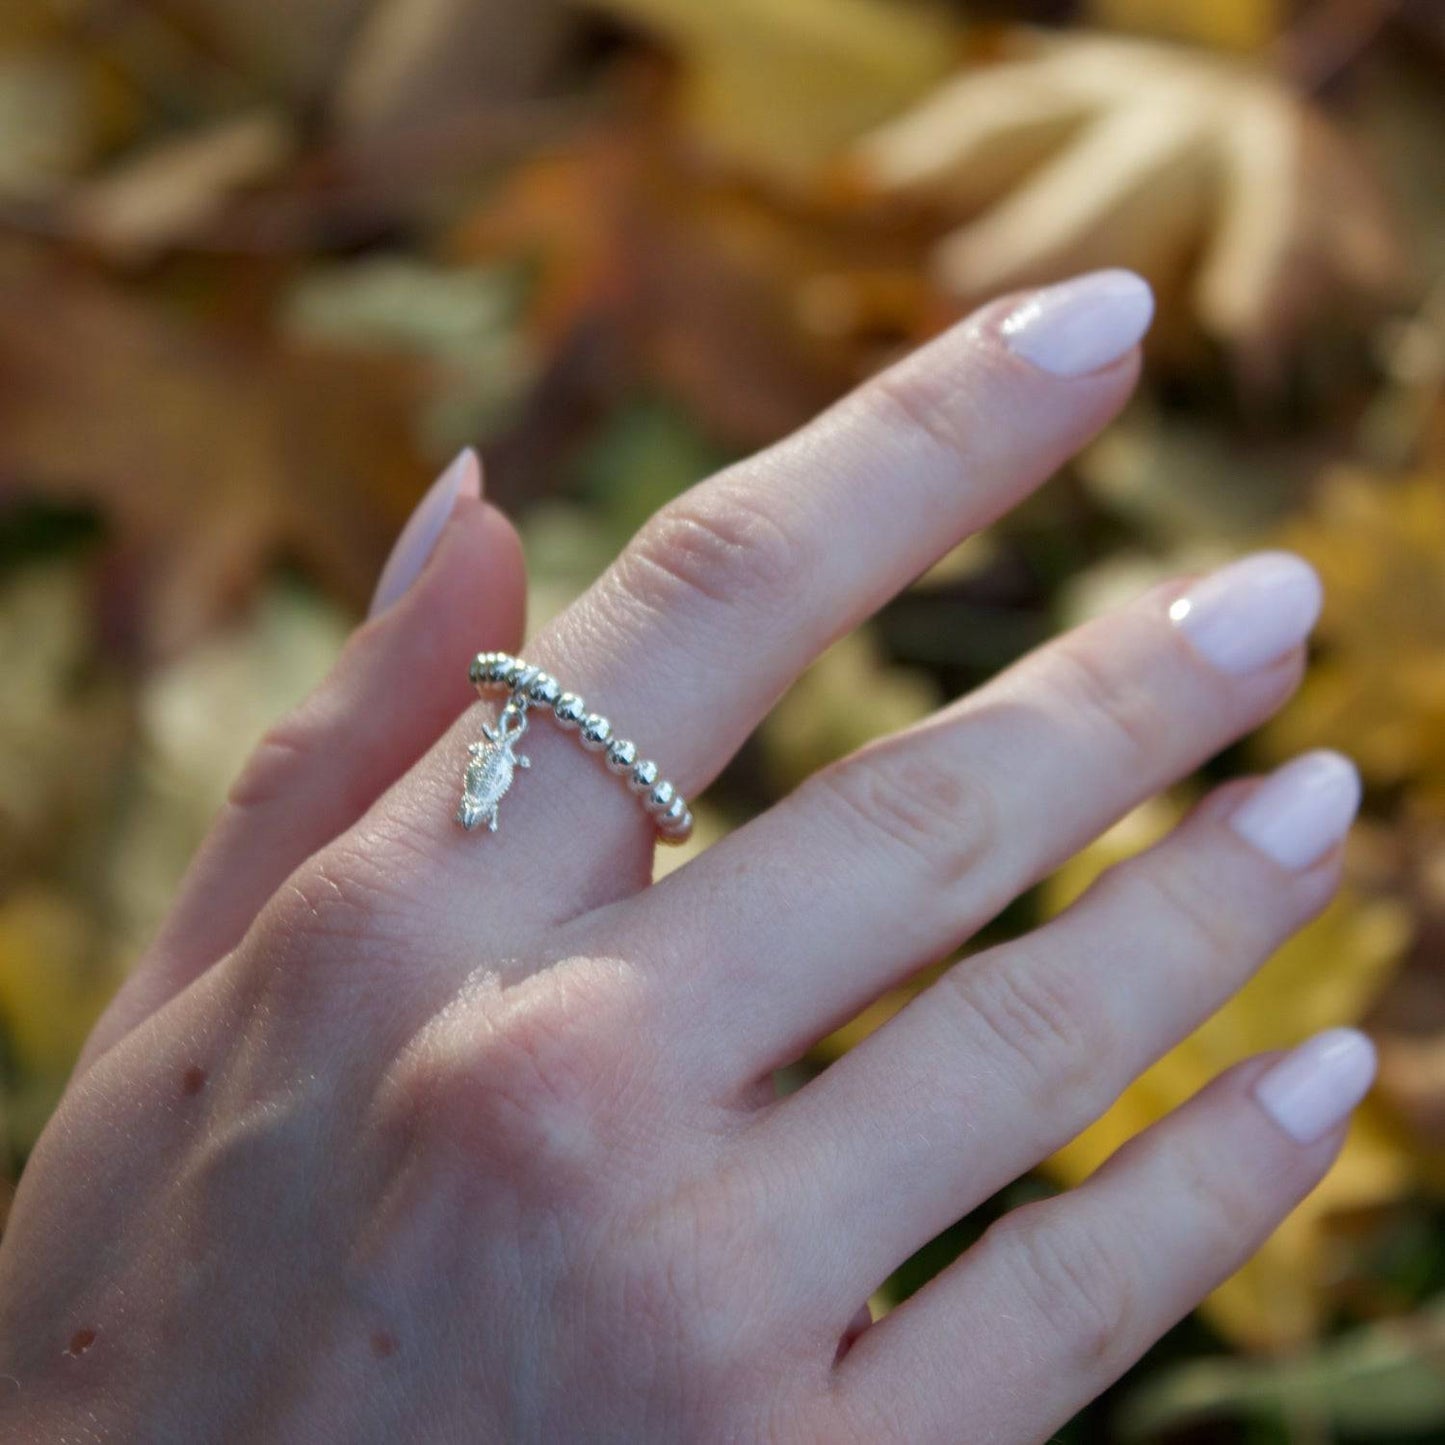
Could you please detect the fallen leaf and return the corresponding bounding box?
[1088,0,1282,52]
[66,110,294,263]
[332,0,577,136]
[849,31,1409,381]
[759,629,939,795]
[0,889,117,1152]
[595,0,963,186]
[1263,463,1445,795]
[0,558,131,876]
[143,0,372,105]
[0,50,92,200]
[0,239,432,655]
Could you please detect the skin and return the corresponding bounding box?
[0,293,1349,1443]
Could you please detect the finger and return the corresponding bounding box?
[77,464,527,1072]
[634,552,1323,1084]
[751,751,1360,1315]
[833,1030,1377,1445]
[369,272,1153,917]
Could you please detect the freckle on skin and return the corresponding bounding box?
[65,1328,97,1358]
[181,1065,207,1096]
[370,1331,397,1360]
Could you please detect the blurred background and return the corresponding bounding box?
[1,0,1444,1437]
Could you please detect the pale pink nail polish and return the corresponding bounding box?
[1169,552,1323,675]
[1000,270,1154,377]
[368,449,482,619]
[1254,1028,1377,1144]
[1228,751,1361,871]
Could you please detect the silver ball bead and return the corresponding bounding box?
[468,654,490,685]
[503,658,530,689]
[658,801,692,843]
[605,738,637,774]
[483,653,514,684]
[527,674,561,706]
[554,694,585,728]
[646,780,676,815]
[512,663,542,695]
[580,714,612,751]
[629,759,659,794]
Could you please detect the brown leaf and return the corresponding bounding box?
[332,0,578,136]
[594,0,964,187]
[449,112,937,461]
[0,240,430,656]
[65,110,294,263]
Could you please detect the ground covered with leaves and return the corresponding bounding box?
[3,1,1445,1439]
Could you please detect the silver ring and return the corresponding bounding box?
[456,653,694,845]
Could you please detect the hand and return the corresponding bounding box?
[0,270,1374,1444]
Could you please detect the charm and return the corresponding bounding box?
[456,700,530,833]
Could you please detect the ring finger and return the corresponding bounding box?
[754,750,1360,1315]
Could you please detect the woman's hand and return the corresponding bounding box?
[0,271,1374,1444]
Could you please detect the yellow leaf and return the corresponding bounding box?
[1263,466,1445,793]
[0,51,91,200]
[759,629,938,793]
[0,890,118,1151]
[1044,796,1413,1350]
[1088,0,1281,52]
[597,0,962,184]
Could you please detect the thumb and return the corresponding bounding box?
[76,451,527,1074]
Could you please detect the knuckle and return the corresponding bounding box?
[998,1203,1136,1374]
[617,486,810,618]
[1050,637,1169,769]
[269,841,414,950]
[956,950,1099,1101]
[1133,1128,1263,1261]
[376,959,652,1203]
[1119,856,1242,966]
[866,363,973,465]
[227,716,316,814]
[245,842,423,1021]
[813,742,996,892]
[610,1166,768,1358]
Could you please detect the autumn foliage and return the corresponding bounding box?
[3,0,1445,1437]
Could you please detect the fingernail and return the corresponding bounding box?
[368,449,482,619]
[1169,552,1323,675]
[1228,751,1361,870]
[1000,269,1154,377]
[1254,1027,1377,1144]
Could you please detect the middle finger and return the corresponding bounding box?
[626,551,1322,1086]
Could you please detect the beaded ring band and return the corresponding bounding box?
[457,652,693,845]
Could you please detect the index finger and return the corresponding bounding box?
[365,271,1154,922]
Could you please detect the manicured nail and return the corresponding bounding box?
[1228,751,1361,870]
[1254,1027,1377,1144]
[1168,551,1323,675]
[1000,269,1154,377]
[368,449,482,619]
